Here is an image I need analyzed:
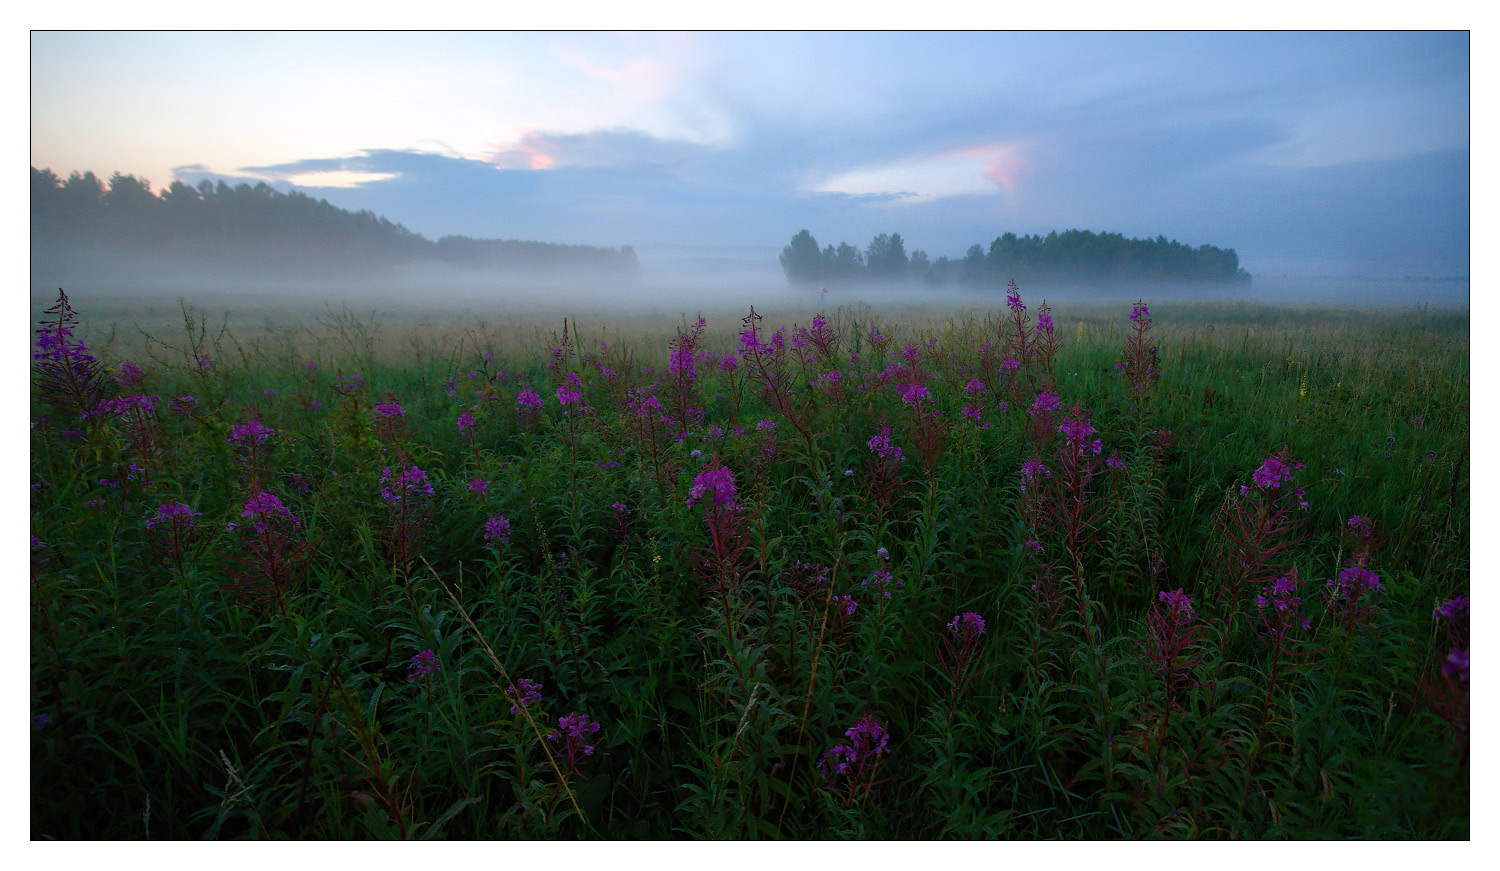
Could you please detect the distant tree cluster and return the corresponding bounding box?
[780,229,911,285]
[781,228,1250,287]
[31,167,638,276]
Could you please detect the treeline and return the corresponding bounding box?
[30,167,638,276]
[780,228,1250,287]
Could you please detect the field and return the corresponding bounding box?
[29,286,1470,839]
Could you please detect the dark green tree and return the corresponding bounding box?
[908,249,930,283]
[780,229,823,285]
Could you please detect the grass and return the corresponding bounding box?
[30,289,1468,839]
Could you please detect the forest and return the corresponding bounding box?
[780,229,1252,287]
[30,167,639,277]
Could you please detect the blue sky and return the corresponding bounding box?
[30,31,1470,276]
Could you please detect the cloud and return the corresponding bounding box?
[559,51,677,101]
[227,154,404,188]
[484,128,711,171]
[810,143,1032,204]
[162,120,1467,279]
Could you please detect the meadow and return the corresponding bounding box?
[29,285,1469,839]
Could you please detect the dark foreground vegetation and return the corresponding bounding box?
[30,286,1468,838]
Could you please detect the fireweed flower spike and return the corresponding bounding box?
[407,649,440,682]
[1144,589,1203,764]
[687,464,738,510]
[380,466,435,569]
[1443,648,1469,684]
[1029,391,1061,415]
[34,289,104,418]
[516,387,543,413]
[1433,594,1470,650]
[940,612,987,715]
[547,712,602,779]
[1211,449,1310,626]
[818,714,892,804]
[687,461,751,632]
[145,501,204,577]
[224,489,306,612]
[508,678,542,713]
[1120,299,1161,401]
[483,515,512,546]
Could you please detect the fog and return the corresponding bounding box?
[30,247,1469,343]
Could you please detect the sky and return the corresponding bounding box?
[29,30,1471,277]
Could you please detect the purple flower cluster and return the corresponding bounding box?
[625,389,663,419]
[1433,595,1469,623]
[547,712,601,756]
[862,566,903,599]
[96,393,159,419]
[687,464,737,510]
[379,466,435,503]
[169,395,197,416]
[786,560,829,600]
[1130,302,1152,325]
[467,478,489,497]
[228,418,274,446]
[145,501,201,530]
[1006,287,1025,313]
[668,344,696,380]
[334,372,365,395]
[1251,455,1296,489]
[1328,564,1382,599]
[947,611,986,639]
[1241,450,1308,507]
[34,319,95,364]
[897,382,931,406]
[1443,648,1469,684]
[1019,458,1050,491]
[483,515,511,546]
[819,714,890,779]
[1158,589,1195,621]
[556,373,584,407]
[1029,391,1061,415]
[1255,574,1311,631]
[866,427,904,461]
[1059,412,1103,454]
[515,388,543,412]
[456,411,475,433]
[374,400,404,419]
[241,490,297,532]
[509,678,543,713]
[115,361,145,387]
[407,649,440,681]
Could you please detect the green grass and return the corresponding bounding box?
[30,292,1468,839]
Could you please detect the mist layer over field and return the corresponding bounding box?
[29,257,1470,343]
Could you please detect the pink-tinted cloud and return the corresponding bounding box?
[813,141,1032,203]
[487,131,561,170]
[558,49,681,103]
[953,143,1032,195]
[484,127,705,172]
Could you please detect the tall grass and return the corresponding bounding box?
[30,289,1468,838]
